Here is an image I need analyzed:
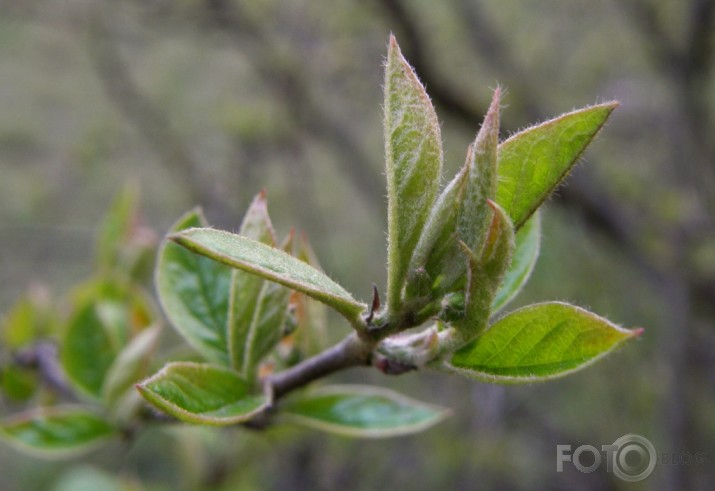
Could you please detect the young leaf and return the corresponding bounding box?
[228,191,284,374]
[136,362,271,425]
[492,211,541,313]
[0,407,114,458]
[95,182,138,271]
[281,385,450,438]
[384,34,443,312]
[448,302,642,383]
[407,88,500,297]
[170,228,365,322]
[405,159,469,300]
[61,280,154,398]
[156,209,232,365]
[1,287,55,350]
[238,280,291,379]
[496,102,618,229]
[102,324,161,409]
[452,201,514,340]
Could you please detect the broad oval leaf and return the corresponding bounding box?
[281,384,450,438]
[384,34,443,312]
[156,209,232,365]
[492,211,541,313]
[448,302,642,383]
[170,228,365,322]
[496,102,618,229]
[136,362,271,425]
[0,407,114,458]
[61,280,154,399]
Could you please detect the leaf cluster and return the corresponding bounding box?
[0,36,642,453]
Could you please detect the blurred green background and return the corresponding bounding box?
[1,0,713,489]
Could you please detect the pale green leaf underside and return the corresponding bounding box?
[449,302,639,383]
[492,211,541,312]
[281,384,450,438]
[137,362,270,425]
[170,228,365,320]
[102,324,161,407]
[496,102,617,229]
[0,407,114,458]
[384,35,443,311]
[156,210,231,365]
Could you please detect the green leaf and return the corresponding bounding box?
[454,201,515,338]
[384,34,443,312]
[1,364,39,401]
[289,235,330,358]
[228,191,285,374]
[96,182,138,271]
[1,288,55,350]
[492,211,541,312]
[496,102,618,229]
[281,384,450,438]
[239,281,291,379]
[407,89,500,297]
[136,362,271,425]
[102,324,161,409]
[448,302,642,383]
[0,407,114,458]
[61,280,154,398]
[404,160,469,300]
[156,209,232,365]
[170,228,365,322]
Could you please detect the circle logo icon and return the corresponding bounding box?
[610,434,657,482]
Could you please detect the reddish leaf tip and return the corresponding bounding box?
[631,327,645,338]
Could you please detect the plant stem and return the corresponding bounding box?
[266,333,375,400]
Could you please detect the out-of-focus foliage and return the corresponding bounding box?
[0,0,713,490]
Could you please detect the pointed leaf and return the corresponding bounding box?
[228,191,281,372]
[102,324,161,408]
[407,89,500,297]
[453,88,500,262]
[448,302,642,383]
[405,163,469,299]
[239,281,291,379]
[61,280,154,398]
[96,182,138,271]
[0,407,114,458]
[281,384,449,438]
[496,102,618,229]
[235,190,277,246]
[170,228,365,321]
[384,34,443,312]
[492,211,541,312]
[156,209,232,365]
[136,362,270,425]
[291,235,329,357]
[454,201,515,338]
